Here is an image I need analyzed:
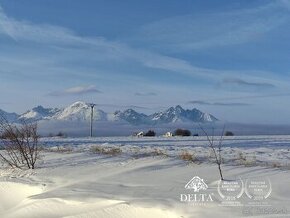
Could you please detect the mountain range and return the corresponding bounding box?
[0,101,218,125]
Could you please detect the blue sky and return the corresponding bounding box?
[0,0,290,124]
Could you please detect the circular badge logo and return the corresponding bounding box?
[218,179,244,201]
[245,178,272,200]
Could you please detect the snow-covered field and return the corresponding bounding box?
[1,135,290,218]
[41,135,290,168]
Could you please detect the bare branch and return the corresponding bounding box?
[0,113,41,169]
[199,124,225,180]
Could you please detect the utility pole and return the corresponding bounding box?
[89,103,96,137]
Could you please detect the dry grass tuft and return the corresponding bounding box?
[236,152,257,167]
[179,150,197,163]
[91,146,122,156]
[44,146,73,153]
[150,148,168,157]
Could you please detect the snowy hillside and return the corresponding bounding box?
[2,135,290,218]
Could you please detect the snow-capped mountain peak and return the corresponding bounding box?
[19,105,60,121]
[115,109,150,125]
[1,102,218,125]
[149,105,217,124]
[173,105,184,113]
[53,101,106,121]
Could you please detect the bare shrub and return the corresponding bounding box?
[104,147,122,156]
[131,149,153,159]
[237,152,247,164]
[150,148,168,157]
[272,162,282,168]
[131,148,168,159]
[179,150,197,162]
[237,152,257,167]
[0,115,41,169]
[243,160,256,167]
[46,145,73,153]
[200,125,225,180]
[91,145,104,153]
[91,146,122,156]
[244,155,257,167]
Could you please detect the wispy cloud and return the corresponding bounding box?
[125,105,150,110]
[189,100,250,106]
[222,78,276,89]
[94,103,151,110]
[0,6,78,44]
[189,92,290,104]
[0,4,210,80]
[1,1,290,121]
[135,92,157,96]
[49,85,102,96]
[134,1,290,51]
[279,0,290,9]
[0,3,286,86]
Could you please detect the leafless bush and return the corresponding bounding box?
[131,148,168,159]
[44,145,73,153]
[272,162,282,168]
[179,150,197,163]
[0,115,41,169]
[104,147,122,156]
[150,148,168,157]
[237,152,247,164]
[244,155,257,167]
[91,145,122,156]
[236,152,257,167]
[91,145,104,153]
[200,125,225,180]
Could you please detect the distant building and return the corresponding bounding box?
[136,131,144,137]
[164,132,173,137]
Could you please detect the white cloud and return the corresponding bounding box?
[49,85,102,96]
[135,92,157,96]
[0,6,77,43]
[222,78,276,89]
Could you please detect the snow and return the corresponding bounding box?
[149,105,216,123]
[53,102,107,121]
[19,106,60,121]
[0,135,290,217]
[1,102,217,125]
[39,135,290,167]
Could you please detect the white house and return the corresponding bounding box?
[136,131,144,137]
[164,132,173,137]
